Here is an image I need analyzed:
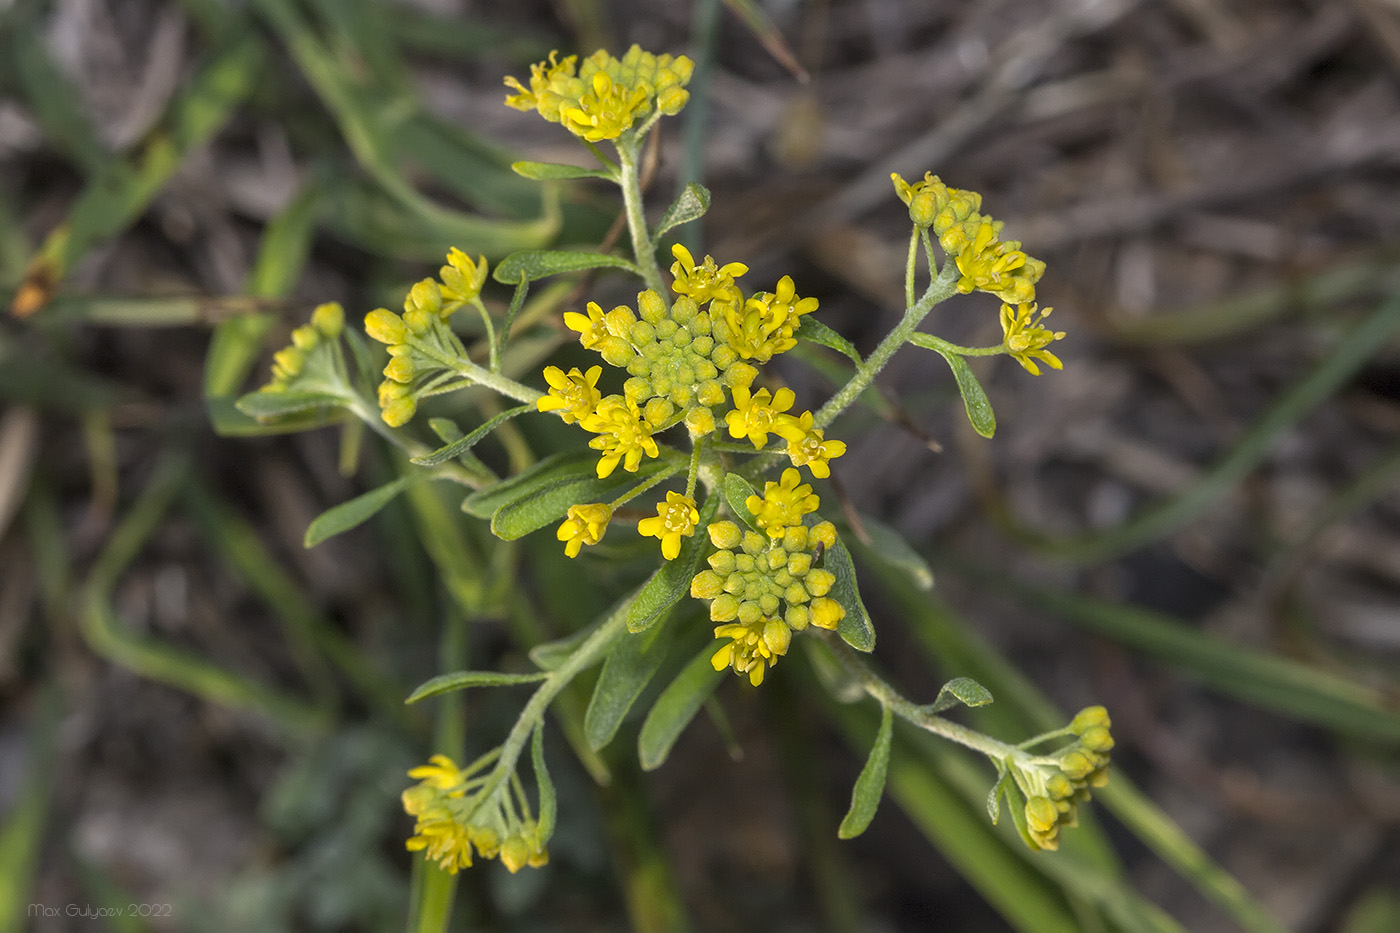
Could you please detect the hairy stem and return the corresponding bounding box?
[617,139,667,297]
[813,257,962,431]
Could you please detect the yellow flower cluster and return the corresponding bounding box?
[364,250,488,426]
[690,517,843,685]
[504,46,695,142]
[401,754,549,874]
[892,172,1045,306]
[259,302,345,393]
[557,502,612,557]
[1013,707,1114,851]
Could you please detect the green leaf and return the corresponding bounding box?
[638,644,726,771]
[838,704,893,839]
[530,621,599,671]
[654,183,711,240]
[721,472,761,530]
[235,390,348,419]
[492,249,638,285]
[828,540,876,652]
[844,514,934,590]
[511,160,615,181]
[304,476,415,547]
[405,670,549,703]
[531,724,556,845]
[926,677,994,714]
[489,456,678,541]
[463,450,595,518]
[798,317,863,365]
[987,764,1012,824]
[936,349,996,438]
[627,494,721,634]
[584,599,673,751]
[411,404,533,466]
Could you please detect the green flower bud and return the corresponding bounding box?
[312,302,344,336]
[291,325,319,351]
[364,308,407,345]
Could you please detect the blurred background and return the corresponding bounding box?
[3,0,1400,930]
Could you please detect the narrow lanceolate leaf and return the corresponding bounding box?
[936,349,996,438]
[638,645,727,771]
[530,621,599,672]
[492,249,638,285]
[827,539,876,652]
[411,404,533,466]
[532,724,557,845]
[304,476,415,547]
[721,473,762,530]
[797,317,863,365]
[838,704,894,839]
[511,160,616,181]
[654,183,711,240]
[627,494,721,634]
[236,390,348,419]
[405,670,549,704]
[462,450,596,518]
[584,600,673,751]
[926,677,994,715]
[489,458,678,541]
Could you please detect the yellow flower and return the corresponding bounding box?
[716,276,817,362]
[557,503,613,557]
[407,754,467,793]
[582,396,659,477]
[783,411,846,478]
[724,386,805,448]
[710,618,788,686]
[406,813,475,873]
[638,492,700,560]
[563,301,636,367]
[999,302,1065,375]
[670,244,746,305]
[747,468,820,538]
[537,365,604,424]
[439,248,488,304]
[562,70,651,141]
[503,50,579,120]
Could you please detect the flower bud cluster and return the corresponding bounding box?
[690,518,844,686]
[1012,706,1114,851]
[504,45,694,142]
[891,172,1045,305]
[259,302,346,393]
[401,754,549,874]
[364,251,487,427]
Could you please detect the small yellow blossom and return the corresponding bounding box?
[406,811,475,873]
[783,411,846,478]
[503,51,579,121]
[564,301,636,367]
[999,302,1065,375]
[724,386,805,448]
[711,618,784,686]
[717,276,818,362]
[638,492,700,559]
[562,70,651,141]
[557,503,613,557]
[407,754,467,793]
[439,248,489,304]
[953,221,1044,305]
[670,244,747,305]
[582,396,659,477]
[537,365,604,424]
[747,468,820,538]
[364,308,407,345]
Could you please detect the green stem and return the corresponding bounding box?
[685,436,705,499]
[616,139,667,296]
[411,339,543,405]
[813,258,961,431]
[822,632,1017,762]
[466,596,635,822]
[906,332,1006,357]
[607,461,686,510]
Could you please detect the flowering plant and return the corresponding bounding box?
[238,45,1100,889]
